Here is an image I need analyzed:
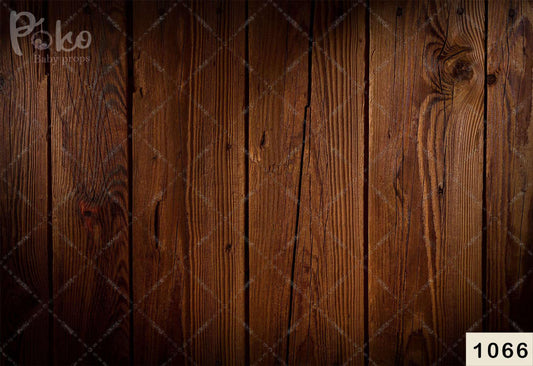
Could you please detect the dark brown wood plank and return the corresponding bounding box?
[176,2,247,363]
[486,0,533,331]
[132,1,247,364]
[286,1,366,364]
[247,1,311,363]
[132,2,192,364]
[369,1,484,364]
[49,1,129,364]
[0,1,49,364]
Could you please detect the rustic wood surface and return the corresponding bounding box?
[486,0,533,332]
[1,0,532,365]
[369,0,485,364]
[132,1,247,364]
[248,1,311,364]
[132,1,191,364]
[49,1,130,364]
[287,1,366,364]
[0,1,49,364]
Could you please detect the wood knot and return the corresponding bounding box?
[509,8,516,18]
[456,7,464,15]
[451,59,473,82]
[226,143,232,151]
[225,243,232,253]
[79,201,99,232]
[487,74,497,85]
[259,131,267,149]
[79,202,98,217]
[396,7,403,17]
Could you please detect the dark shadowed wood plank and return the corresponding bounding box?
[50,1,129,364]
[486,0,533,332]
[247,1,311,363]
[133,1,247,364]
[180,2,247,363]
[0,1,49,364]
[286,1,366,364]
[369,1,484,364]
[132,2,192,364]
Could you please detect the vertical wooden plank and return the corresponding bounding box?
[50,1,129,364]
[369,0,484,364]
[181,2,247,363]
[131,1,180,364]
[132,1,191,364]
[487,0,533,331]
[132,1,247,364]
[287,1,367,364]
[248,1,311,363]
[0,1,49,364]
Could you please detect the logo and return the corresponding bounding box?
[10,11,92,57]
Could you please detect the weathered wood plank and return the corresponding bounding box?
[187,3,247,363]
[248,1,311,363]
[181,2,247,363]
[50,1,129,364]
[286,1,366,364]
[5,0,533,363]
[132,1,247,364]
[486,0,533,332]
[132,1,192,364]
[0,1,49,364]
[369,0,484,364]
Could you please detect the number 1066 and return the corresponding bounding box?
[473,342,529,359]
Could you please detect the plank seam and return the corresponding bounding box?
[364,0,370,364]
[244,0,251,363]
[45,0,53,363]
[482,0,488,332]
[126,0,134,363]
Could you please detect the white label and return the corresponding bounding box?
[466,333,533,365]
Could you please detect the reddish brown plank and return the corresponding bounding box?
[247,1,311,363]
[50,1,130,364]
[369,1,484,364]
[177,3,247,362]
[287,1,366,364]
[486,0,533,331]
[0,1,49,364]
[132,1,247,364]
[132,1,193,364]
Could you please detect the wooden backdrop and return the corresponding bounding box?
[1,0,532,365]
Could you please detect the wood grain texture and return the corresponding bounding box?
[0,1,49,364]
[132,1,247,364]
[287,1,366,364]
[132,1,192,365]
[369,1,484,364]
[247,1,311,363]
[181,2,247,363]
[50,1,130,364]
[4,1,533,364]
[486,0,533,332]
